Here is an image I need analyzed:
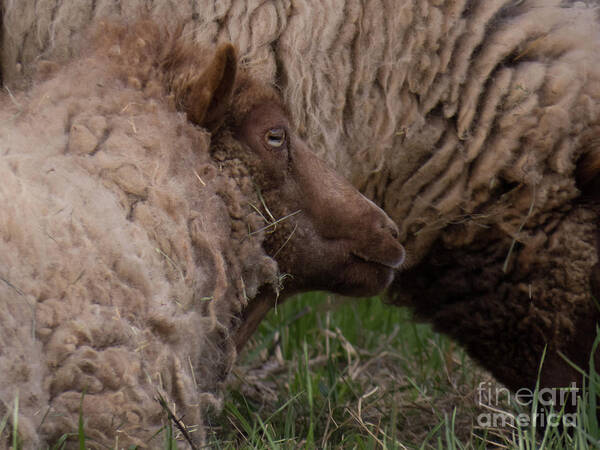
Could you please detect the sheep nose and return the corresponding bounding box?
[375,215,405,269]
[381,217,400,240]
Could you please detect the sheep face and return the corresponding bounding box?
[177,42,405,298]
[231,101,405,297]
[169,40,404,351]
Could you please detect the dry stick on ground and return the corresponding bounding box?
[156,394,198,450]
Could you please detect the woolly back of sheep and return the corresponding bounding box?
[0,20,278,448]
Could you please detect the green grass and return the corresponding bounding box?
[209,293,490,448]
[208,292,600,449]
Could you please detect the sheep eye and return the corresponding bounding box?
[265,128,286,148]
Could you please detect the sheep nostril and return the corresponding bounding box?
[381,218,399,240]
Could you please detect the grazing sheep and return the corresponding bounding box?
[3,0,600,410]
[0,20,403,448]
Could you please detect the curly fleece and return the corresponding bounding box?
[0,22,278,448]
[1,0,599,258]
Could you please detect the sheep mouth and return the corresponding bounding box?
[350,251,403,270]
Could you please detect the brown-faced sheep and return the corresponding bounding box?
[3,0,600,412]
[0,20,403,448]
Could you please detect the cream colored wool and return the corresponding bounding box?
[2,0,600,262]
[0,28,278,447]
[4,0,600,402]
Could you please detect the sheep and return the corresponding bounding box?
[3,0,600,412]
[0,20,404,448]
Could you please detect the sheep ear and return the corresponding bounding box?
[184,43,237,131]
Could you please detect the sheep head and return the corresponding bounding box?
[236,102,405,297]
[177,44,405,297]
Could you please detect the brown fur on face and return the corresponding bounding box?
[234,103,404,295]
[203,79,405,348]
[156,22,404,298]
